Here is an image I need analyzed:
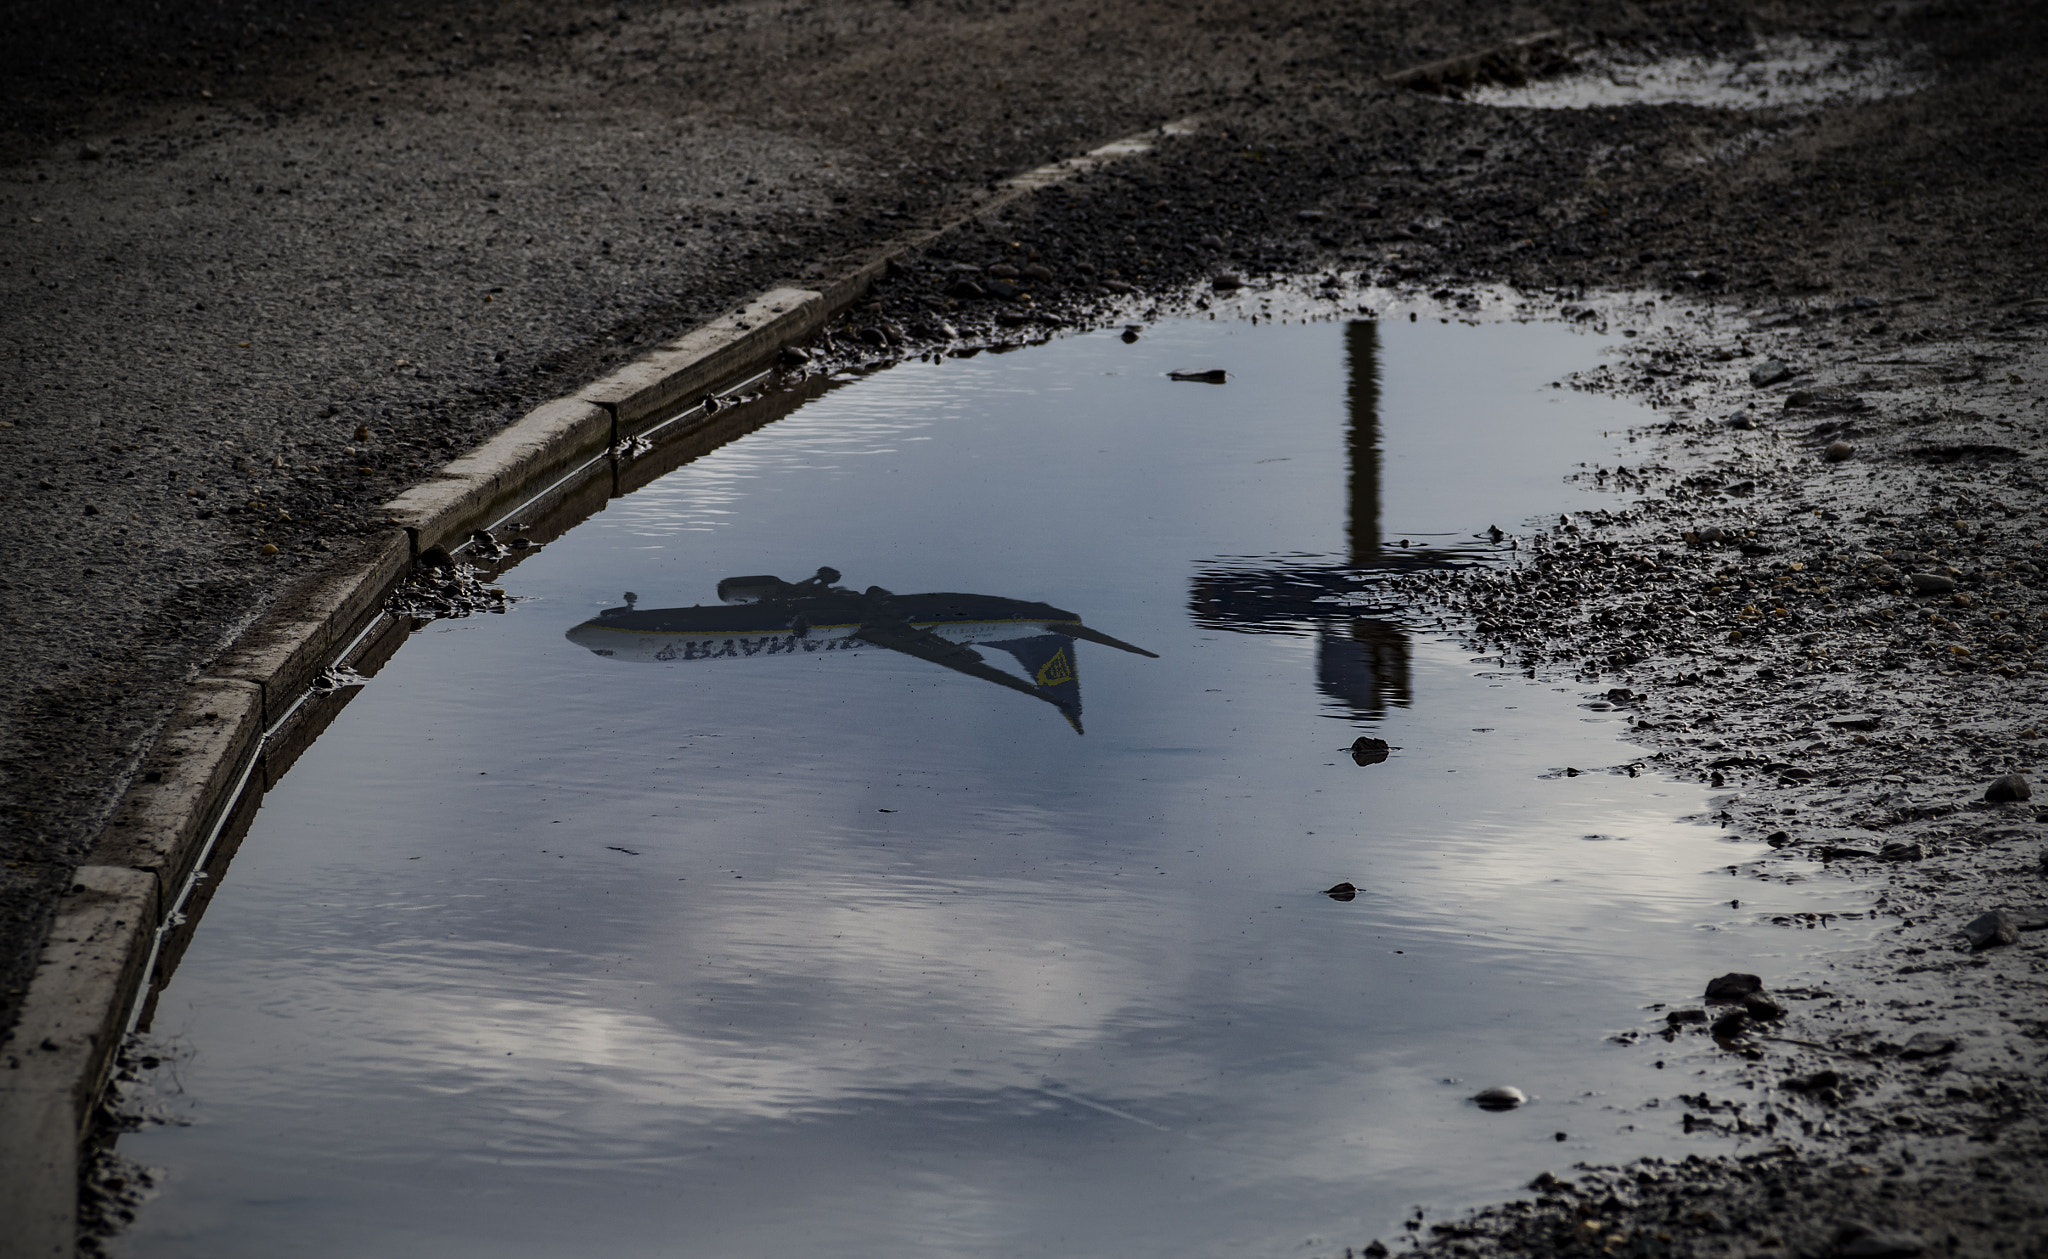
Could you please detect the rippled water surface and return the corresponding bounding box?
[114,317,1871,1258]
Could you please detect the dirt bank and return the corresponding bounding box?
[7,0,2047,1253]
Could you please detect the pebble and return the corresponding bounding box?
[1749,359,1792,387]
[1324,881,1358,901]
[1897,1032,1958,1060]
[1823,440,1855,462]
[1710,1010,1750,1040]
[1472,1085,1525,1111]
[1984,772,2031,803]
[1211,273,1244,290]
[1741,993,1787,1021]
[1724,408,1758,430]
[1168,369,1228,383]
[1704,972,1763,1000]
[985,262,1020,279]
[1961,910,2018,950]
[258,543,279,556]
[1020,263,1054,282]
[1350,736,1392,766]
[1908,572,1955,594]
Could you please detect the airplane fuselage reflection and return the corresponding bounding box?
[565,569,1156,733]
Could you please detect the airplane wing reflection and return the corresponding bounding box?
[564,568,1155,734]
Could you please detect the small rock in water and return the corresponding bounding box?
[1472,1085,1525,1111]
[1824,440,1855,462]
[1741,993,1787,1021]
[1984,773,2031,803]
[1704,972,1763,1001]
[1710,1010,1750,1041]
[1961,910,2018,950]
[1350,736,1392,766]
[1211,273,1244,291]
[1908,572,1956,594]
[1168,368,1228,383]
[1750,359,1792,387]
[1724,408,1758,430]
[1324,881,1358,902]
[1665,1008,1707,1027]
[1898,1032,1958,1060]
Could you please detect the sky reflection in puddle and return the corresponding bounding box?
[114,317,1878,1258]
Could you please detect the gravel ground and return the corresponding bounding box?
[6,0,2047,1253]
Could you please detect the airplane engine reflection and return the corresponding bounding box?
[565,567,1157,733]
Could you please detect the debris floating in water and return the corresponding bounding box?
[1324,882,1359,902]
[1168,368,1229,384]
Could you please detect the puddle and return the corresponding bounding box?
[107,316,1879,1258]
[1465,37,1928,111]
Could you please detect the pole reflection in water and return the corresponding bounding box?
[1187,322,1431,721]
[565,568,1157,733]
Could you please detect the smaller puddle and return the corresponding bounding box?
[1465,37,1928,111]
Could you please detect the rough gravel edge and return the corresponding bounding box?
[0,115,1202,1259]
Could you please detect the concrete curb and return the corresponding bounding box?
[0,114,1199,1259]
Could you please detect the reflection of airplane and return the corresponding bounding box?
[565,568,1157,733]
[1187,321,1468,720]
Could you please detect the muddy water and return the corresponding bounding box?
[114,317,1874,1258]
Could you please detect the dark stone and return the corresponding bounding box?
[983,278,1023,301]
[1985,773,2031,803]
[1665,1008,1707,1027]
[1750,359,1792,387]
[1472,1085,1525,1110]
[1705,972,1763,1000]
[1824,440,1855,462]
[1710,1010,1750,1040]
[1961,910,2018,950]
[1783,1069,1842,1093]
[1350,736,1391,766]
[944,278,986,300]
[1211,273,1244,290]
[1168,369,1228,383]
[1908,572,1955,594]
[1324,881,1358,901]
[1898,1032,1958,1060]
[1741,993,1786,1021]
